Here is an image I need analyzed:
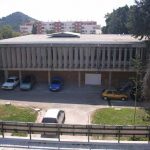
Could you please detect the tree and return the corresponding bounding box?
[0,25,13,39]
[131,57,143,125]
[129,0,150,100]
[102,5,130,34]
[127,0,150,39]
[12,31,21,37]
[0,25,21,39]
[32,24,37,34]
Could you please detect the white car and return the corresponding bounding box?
[1,76,19,90]
[42,109,65,124]
[41,109,65,137]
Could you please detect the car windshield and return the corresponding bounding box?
[51,80,60,84]
[7,79,14,83]
[42,118,57,123]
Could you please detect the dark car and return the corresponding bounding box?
[130,85,143,101]
[20,75,36,90]
[49,77,63,91]
[117,81,134,92]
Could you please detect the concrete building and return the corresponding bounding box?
[0,32,147,88]
[20,21,101,35]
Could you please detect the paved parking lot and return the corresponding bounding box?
[0,84,139,124]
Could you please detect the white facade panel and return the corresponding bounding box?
[85,73,101,85]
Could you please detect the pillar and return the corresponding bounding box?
[113,48,116,68]
[78,71,81,87]
[58,47,62,68]
[19,70,22,83]
[4,70,8,81]
[129,48,133,68]
[79,47,84,68]
[48,71,51,84]
[102,47,105,68]
[107,47,111,68]
[118,47,122,68]
[124,48,127,69]
[108,72,112,88]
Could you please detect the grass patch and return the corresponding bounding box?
[0,104,38,137]
[0,104,38,122]
[91,108,150,126]
[91,108,150,141]
[11,132,28,137]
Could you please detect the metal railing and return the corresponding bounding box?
[0,121,150,143]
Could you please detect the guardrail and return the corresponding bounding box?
[0,121,150,143]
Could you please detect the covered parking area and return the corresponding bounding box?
[3,69,135,89]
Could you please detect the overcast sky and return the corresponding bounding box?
[0,0,135,26]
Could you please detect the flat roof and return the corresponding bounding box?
[0,34,145,45]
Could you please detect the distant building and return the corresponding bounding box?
[20,21,101,35]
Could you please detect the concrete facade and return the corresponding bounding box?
[0,33,147,87]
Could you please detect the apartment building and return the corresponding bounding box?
[0,32,147,87]
[20,21,100,35]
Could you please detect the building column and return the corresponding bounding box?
[113,48,116,68]
[102,47,105,68]
[19,70,22,83]
[129,48,133,68]
[4,70,8,81]
[78,71,81,87]
[124,48,127,69]
[108,71,112,88]
[107,47,111,68]
[48,71,51,84]
[118,47,122,68]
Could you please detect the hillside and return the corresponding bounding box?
[0,12,36,31]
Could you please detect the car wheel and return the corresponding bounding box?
[103,96,108,100]
[121,97,126,101]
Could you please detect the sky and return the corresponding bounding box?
[0,0,135,26]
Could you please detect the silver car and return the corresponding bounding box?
[1,76,19,90]
[20,75,36,90]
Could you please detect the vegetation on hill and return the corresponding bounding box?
[0,12,36,31]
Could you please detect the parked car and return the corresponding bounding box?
[117,81,134,92]
[42,109,65,124]
[20,75,36,90]
[1,76,19,90]
[101,89,128,101]
[130,85,144,101]
[49,77,64,91]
